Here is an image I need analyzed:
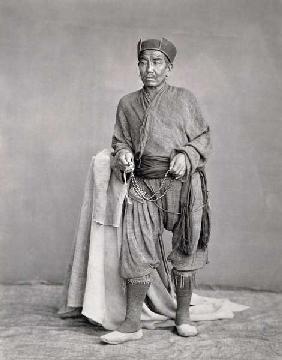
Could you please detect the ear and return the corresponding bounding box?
[166,62,173,76]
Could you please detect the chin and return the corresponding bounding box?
[144,80,158,87]
[143,80,156,86]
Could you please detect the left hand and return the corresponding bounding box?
[169,153,187,179]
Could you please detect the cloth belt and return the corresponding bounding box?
[134,155,170,178]
[133,155,210,256]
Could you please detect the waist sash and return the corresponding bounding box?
[134,155,170,178]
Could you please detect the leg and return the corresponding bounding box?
[118,276,151,332]
[173,269,198,337]
[165,174,206,336]
[101,193,159,344]
[100,276,150,344]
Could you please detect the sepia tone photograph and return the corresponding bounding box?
[1,0,282,359]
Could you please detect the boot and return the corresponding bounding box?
[173,269,198,337]
[100,276,150,344]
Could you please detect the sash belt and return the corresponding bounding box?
[134,155,170,178]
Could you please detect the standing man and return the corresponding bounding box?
[101,38,211,344]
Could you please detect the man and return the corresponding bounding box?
[101,38,211,344]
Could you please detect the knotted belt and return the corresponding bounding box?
[133,155,211,256]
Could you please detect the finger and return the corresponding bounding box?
[119,155,127,165]
[122,153,132,165]
[173,162,184,174]
[178,168,186,176]
[173,164,181,173]
[169,158,176,171]
[125,153,133,165]
[124,166,132,173]
[172,170,182,179]
[176,170,185,179]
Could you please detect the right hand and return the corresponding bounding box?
[118,151,134,173]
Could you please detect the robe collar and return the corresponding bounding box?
[142,82,168,106]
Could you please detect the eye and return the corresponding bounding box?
[138,60,147,66]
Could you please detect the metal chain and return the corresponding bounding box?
[127,170,210,215]
[129,170,174,202]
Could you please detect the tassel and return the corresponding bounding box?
[127,274,151,285]
[198,169,211,250]
[172,173,194,256]
[172,269,196,289]
[173,168,211,256]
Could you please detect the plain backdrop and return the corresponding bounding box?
[1,0,281,291]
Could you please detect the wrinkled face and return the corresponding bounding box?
[138,49,172,88]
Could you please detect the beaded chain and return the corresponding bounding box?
[129,170,174,202]
[127,169,208,215]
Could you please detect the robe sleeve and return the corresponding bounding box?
[173,92,211,173]
[110,99,134,182]
[111,99,133,158]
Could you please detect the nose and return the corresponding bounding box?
[147,61,153,73]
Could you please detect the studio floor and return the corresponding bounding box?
[0,284,281,360]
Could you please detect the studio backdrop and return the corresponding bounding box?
[1,0,282,291]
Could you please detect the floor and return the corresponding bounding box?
[0,285,281,360]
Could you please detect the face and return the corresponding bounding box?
[138,50,172,88]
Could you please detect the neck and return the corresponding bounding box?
[144,81,167,96]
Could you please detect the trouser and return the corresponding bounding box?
[120,174,208,281]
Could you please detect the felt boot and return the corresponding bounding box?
[100,276,150,344]
[173,269,198,337]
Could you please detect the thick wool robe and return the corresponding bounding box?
[111,83,212,278]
